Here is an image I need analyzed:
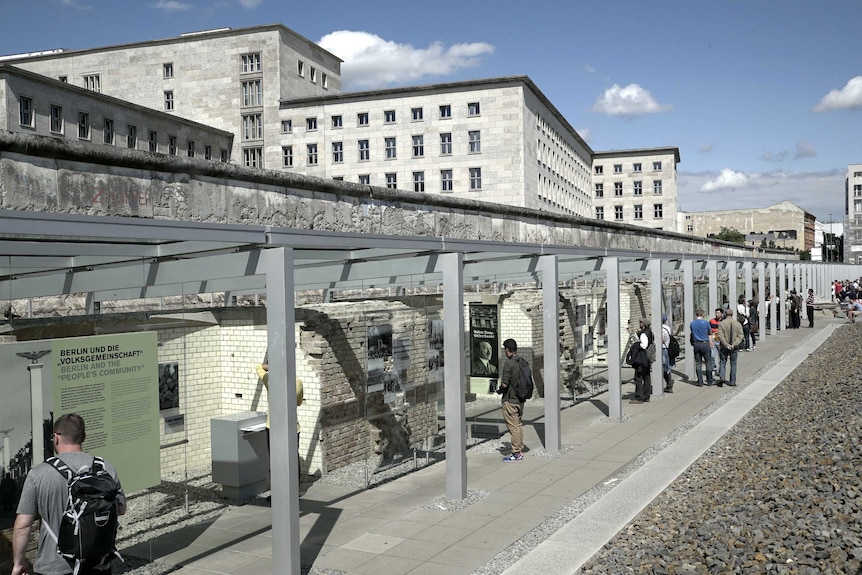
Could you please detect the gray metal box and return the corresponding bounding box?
[210,411,268,498]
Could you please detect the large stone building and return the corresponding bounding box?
[278,76,593,214]
[591,147,681,231]
[1,24,342,168]
[682,200,815,253]
[846,164,862,264]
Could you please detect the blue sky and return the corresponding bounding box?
[2,0,860,224]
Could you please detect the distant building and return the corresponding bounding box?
[279,76,593,214]
[846,164,862,264]
[591,148,680,231]
[682,201,815,253]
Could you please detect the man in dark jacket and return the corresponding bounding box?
[498,338,526,462]
[628,318,654,403]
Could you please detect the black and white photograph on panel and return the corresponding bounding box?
[158,361,180,412]
[366,323,392,394]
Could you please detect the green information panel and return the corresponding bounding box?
[52,332,160,493]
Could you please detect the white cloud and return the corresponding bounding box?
[318,31,494,90]
[583,64,595,74]
[700,168,750,192]
[153,0,191,10]
[577,128,591,143]
[813,76,862,111]
[591,83,671,117]
[679,168,845,221]
[699,142,714,153]
[238,0,263,7]
[761,150,789,163]
[793,140,817,160]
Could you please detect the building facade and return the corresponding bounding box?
[277,77,594,215]
[1,65,233,159]
[683,200,815,253]
[846,164,862,264]
[1,24,341,168]
[591,148,681,231]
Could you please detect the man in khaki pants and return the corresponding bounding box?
[497,338,526,462]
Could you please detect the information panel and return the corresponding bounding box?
[53,332,160,493]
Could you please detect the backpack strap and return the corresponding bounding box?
[47,456,75,483]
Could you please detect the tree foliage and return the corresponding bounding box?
[714,227,746,244]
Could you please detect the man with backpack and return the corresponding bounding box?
[626,318,654,403]
[12,413,126,575]
[497,338,532,462]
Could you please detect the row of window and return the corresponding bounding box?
[595,180,663,197]
[280,102,480,133]
[351,168,483,192]
[18,96,227,160]
[596,204,664,221]
[279,132,482,164]
[594,161,662,175]
[296,59,329,89]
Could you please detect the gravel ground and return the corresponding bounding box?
[114,325,861,574]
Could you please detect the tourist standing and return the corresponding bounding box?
[717,308,744,387]
[690,309,715,387]
[806,288,815,328]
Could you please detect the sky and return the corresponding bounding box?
[1,0,860,224]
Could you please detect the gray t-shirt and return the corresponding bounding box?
[16,452,125,575]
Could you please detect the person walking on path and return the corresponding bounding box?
[498,338,526,462]
[690,309,715,387]
[736,295,751,351]
[748,299,759,351]
[661,314,674,393]
[717,308,744,387]
[12,413,127,575]
[806,288,815,328]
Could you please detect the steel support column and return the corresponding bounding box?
[603,257,622,420]
[539,255,560,451]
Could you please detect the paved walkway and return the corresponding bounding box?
[124,319,842,575]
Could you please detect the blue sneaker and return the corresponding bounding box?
[502,453,523,462]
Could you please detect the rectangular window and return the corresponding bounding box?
[148,130,157,152]
[59,76,67,83]
[614,164,622,173]
[307,143,318,165]
[243,147,263,168]
[384,110,396,123]
[441,169,453,192]
[331,115,342,128]
[322,73,328,89]
[309,67,317,83]
[241,53,261,73]
[654,203,664,218]
[77,112,90,140]
[386,173,397,189]
[241,80,262,106]
[83,74,101,92]
[163,62,173,78]
[653,161,662,170]
[358,112,369,126]
[306,117,317,131]
[614,205,623,221]
[633,162,642,172]
[385,137,397,159]
[468,102,480,116]
[168,135,177,156]
[281,119,292,133]
[412,135,424,157]
[297,60,304,77]
[634,181,643,195]
[358,139,370,161]
[594,165,603,175]
[468,130,481,153]
[282,145,293,167]
[204,145,212,160]
[50,104,62,133]
[440,133,452,155]
[413,171,425,192]
[358,174,370,185]
[614,182,623,196]
[220,149,228,162]
[332,141,343,163]
[187,140,195,158]
[103,118,114,144]
[243,113,263,140]
[439,104,451,119]
[164,90,174,111]
[634,204,643,220]
[596,206,604,220]
[127,125,137,149]
[19,96,33,127]
[653,180,663,195]
[594,183,603,198]
[469,167,482,190]
[411,107,423,121]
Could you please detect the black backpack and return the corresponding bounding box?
[514,357,534,401]
[46,456,122,574]
[665,326,680,361]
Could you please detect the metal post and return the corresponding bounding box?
[603,257,622,420]
[683,259,695,382]
[540,255,560,451]
[648,258,663,397]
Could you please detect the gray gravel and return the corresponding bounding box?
[115,325,862,574]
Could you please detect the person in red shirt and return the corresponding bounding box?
[708,308,723,375]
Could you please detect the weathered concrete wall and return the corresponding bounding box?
[0,131,797,260]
